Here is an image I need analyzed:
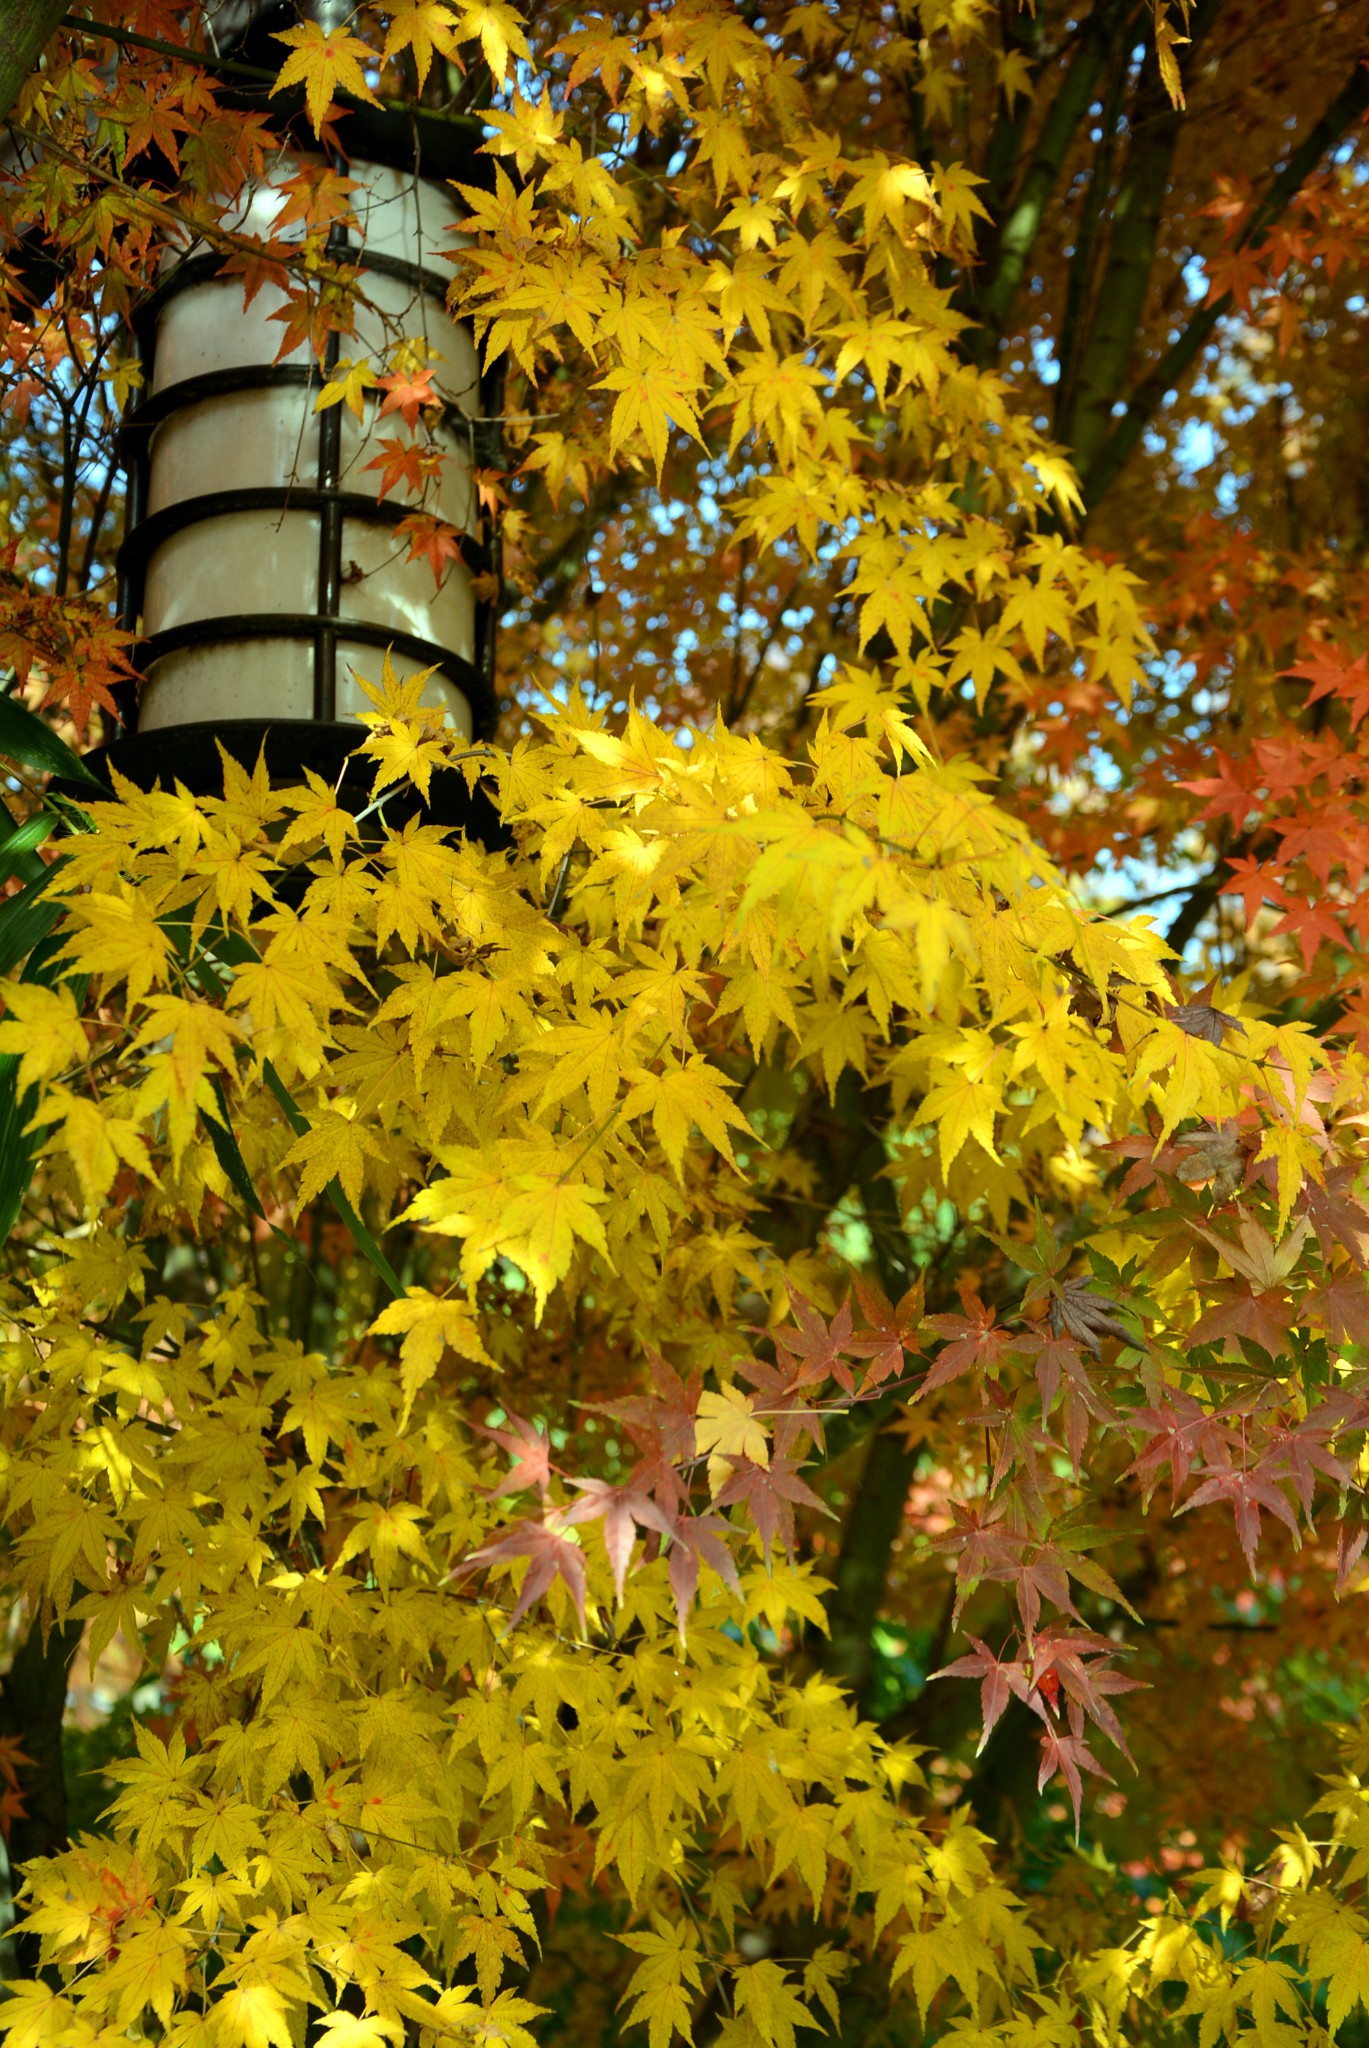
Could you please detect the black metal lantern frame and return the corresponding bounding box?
[96,98,505,820]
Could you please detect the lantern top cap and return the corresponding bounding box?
[219,0,497,189]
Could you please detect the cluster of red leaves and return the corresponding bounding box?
[1199,169,1369,354]
[457,1281,923,1635]
[457,1135,1369,1825]
[0,1734,29,1842]
[0,571,139,737]
[1184,639,1369,1027]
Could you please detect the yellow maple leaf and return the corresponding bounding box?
[60,887,171,1007]
[38,1087,160,1213]
[492,1176,610,1320]
[915,1067,1002,1176]
[381,0,461,89]
[355,654,452,800]
[596,353,705,480]
[282,1105,385,1214]
[0,1983,79,2048]
[370,1285,492,1425]
[103,1915,193,2027]
[271,20,382,137]
[618,1917,707,2048]
[452,0,532,85]
[696,1383,768,1492]
[0,978,88,1092]
[132,996,242,1170]
[621,1054,751,1182]
[210,1979,297,2048]
[841,152,933,239]
[733,1959,824,2048]
[314,355,378,422]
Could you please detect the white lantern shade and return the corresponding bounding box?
[122,149,492,747]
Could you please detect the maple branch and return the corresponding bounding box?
[56,13,489,138]
[1055,0,1228,479]
[1163,827,1270,955]
[0,0,67,125]
[1052,29,1133,426]
[1079,54,1369,509]
[968,2,1043,250]
[820,1410,923,1710]
[960,4,1117,363]
[724,565,805,728]
[752,1066,934,1711]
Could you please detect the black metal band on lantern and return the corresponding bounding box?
[124,612,494,736]
[91,95,506,833]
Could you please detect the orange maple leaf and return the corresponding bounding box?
[395,513,467,584]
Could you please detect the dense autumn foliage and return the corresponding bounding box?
[7,0,1369,2042]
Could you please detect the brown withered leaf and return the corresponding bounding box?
[1048,1278,1133,1358]
[1169,1121,1246,1196]
[1165,999,1246,1045]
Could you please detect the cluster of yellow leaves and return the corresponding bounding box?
[14,649,1334,1347]
[273,0,530,132]
[1061,1713,1369,2044]
[0,655,1356,2041]
[457,29,1149,691]
[0,1230,1048,2046]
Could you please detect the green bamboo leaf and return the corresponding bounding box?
[0,691,105,791]
[261,1058,403,1297]
[0,811,56,887]
[0,1062,34,1243]
[203,1075,267,1222]
[0,863,65,979]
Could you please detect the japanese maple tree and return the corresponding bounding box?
[4,3,1369,2046]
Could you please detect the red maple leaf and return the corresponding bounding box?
[1221,856,1284,931]
[932,1635,1039,1751]
[363,436,446,505]
[849,1273,925,1387]
[1258,1410,1354,1521]
[395,513,466,585]
[711,1454,825,1558]
[920,1283,1013,1398]
[1268,894,1348,971]
[663,1510,741,1637]
[1190,1282,1295,1359]
[1303,1272,1369,1350]
[731,1354,831,1460]
[1300,1166,1369,1267]
[561,1478,676,1601]
[767,1290,857,1393]
[1124,1390,1236,1504]
[1032,1629,1143,1764]
[458,1516,589,1629]
[378,364,440,428]
[593,1346,700,1468]
[1037,1713,1113,1836]
[1284,645,1369,728]
[474,1410,553,1497]
[1180,752,1260,828]
[1273,808,1367,889]
[1337,1519,1369,1597]
[1177,1466,1301,1572]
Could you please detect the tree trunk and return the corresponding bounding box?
[0,1613,83,1979]
[0,0,67,125]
